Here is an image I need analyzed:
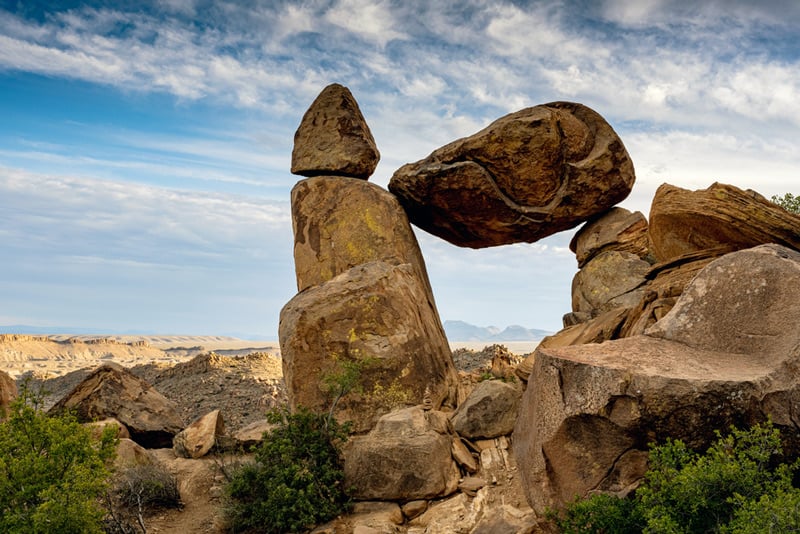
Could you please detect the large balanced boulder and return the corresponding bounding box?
[389,101,635,248]
[291,176,432,292]
[279,260,459,433]
[343,407,460,500]
[649,182,800,262]
[50,363,184,448]
[291,83,379,179]
[514,244,800,513]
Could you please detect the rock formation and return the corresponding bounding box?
[569,207,652,268]
[388,101,635,248]
[280,260,457,433]
[514,244,800,513]
[450,379,521,439]
[0,369,17,419]
[649,182,800,262]
[281,84,458,434]
[173,409,225,459]
[291,83,379,179]
[343,407,460,501]
[50,362,184,448]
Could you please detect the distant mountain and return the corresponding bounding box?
[443,320,551,341]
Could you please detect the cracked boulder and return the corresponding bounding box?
[388,101,635,248]
[514,244,800,513]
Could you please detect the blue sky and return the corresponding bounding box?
[0,0,798,338]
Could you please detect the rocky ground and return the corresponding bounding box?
[8,340,544,534]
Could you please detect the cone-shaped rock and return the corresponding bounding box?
[649,182,800,262]
[514,244,800,513]
[389,101,635,248]
[291,83,380,179]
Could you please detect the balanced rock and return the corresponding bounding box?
[514,244,800,513]
[279,260,459,433]
[291,176,431,292]
[0,369,16,419]
[451,379,521,439]
[291,83,379,179]
[343,407,460,500]
[173,409,225,459]
[649,182,800,262]
[389,101,635,248]
[50,363,184,448]
[571,250,650,316]
[570,207,651,268]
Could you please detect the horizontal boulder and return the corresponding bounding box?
[649,182,800,263]
[389,101,635,248]
[514,244,800,513]
[343,407,459,501]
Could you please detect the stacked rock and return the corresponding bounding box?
[279,84,459,434]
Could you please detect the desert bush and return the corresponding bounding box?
[223,406,351,533]
[772,192,800,214]
[0,384,117,533]
[105,462,182,533]
[551,421,800,533]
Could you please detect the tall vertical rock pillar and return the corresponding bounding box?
[279,83,459,433]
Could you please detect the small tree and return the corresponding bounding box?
[0,385,117,533]
[772,193,800,214]
[223,406,351,533]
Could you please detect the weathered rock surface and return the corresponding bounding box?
[451,379,521,439]
[389,101,635,248]
[343,407,460,501]
[515,244,800,513]
[280,260,459,433]
[50,363,184,448]
[173,409,225,459]
[649,182,800,262]
[0,369,16,419]
[571,250,650,316]
[115,438,158,469]
[291,176,431,292]
[570,207,651,268]
[291,83,379,179]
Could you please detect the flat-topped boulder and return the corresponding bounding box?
[389,101,635,248]
[649,182,800,262]
[514,244,800,513]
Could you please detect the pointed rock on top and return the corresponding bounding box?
[291,83,380,180]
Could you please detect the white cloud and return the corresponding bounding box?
[325,0,407,47]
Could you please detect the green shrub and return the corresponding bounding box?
[223,406,351,533]
[772,192,800,214]
[551,421,800,534]
[0,385,117,533]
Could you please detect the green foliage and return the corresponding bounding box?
[322,354,378,420]
[772,192,800,214]
[551,421,800,534]
[224,406,351,533]
[0,385,117,533]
